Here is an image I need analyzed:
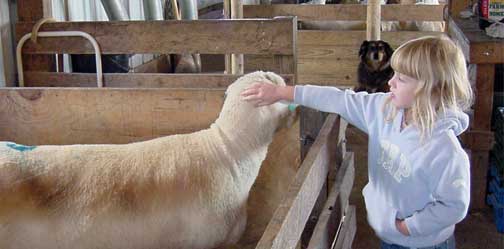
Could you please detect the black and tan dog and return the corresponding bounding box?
[355,40,394,93]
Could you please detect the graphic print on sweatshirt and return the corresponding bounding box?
[377,140,411,183]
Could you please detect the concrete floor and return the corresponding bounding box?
[346,127,504,249]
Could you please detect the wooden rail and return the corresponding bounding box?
[0,87,224,145]
[244,4,445,21]
[15,17,297,87]
[255,114,353,249]
[244,4,446,88]
[22,72,294,88]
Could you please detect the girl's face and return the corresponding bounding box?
[388,72,419,109]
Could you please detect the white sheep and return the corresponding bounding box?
[0,71,297,249]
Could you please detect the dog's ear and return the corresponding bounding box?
[359,41,369,58]
[382,41,394,57]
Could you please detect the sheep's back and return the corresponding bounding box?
[0,131,245,249]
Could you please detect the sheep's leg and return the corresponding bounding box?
[223,204,247,246]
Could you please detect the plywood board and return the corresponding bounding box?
[16,18,296,55]
[0,88,224,145]
[244,4,444,21]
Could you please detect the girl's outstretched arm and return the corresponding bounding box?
[241,82,294,106]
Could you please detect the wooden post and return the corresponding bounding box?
[17,0,55,73]
[231,0,244,75]
[470,64,495,210]
[0,0,15,86]
[224,0,232,74]
[449,0,474,18]
[300,107,329,248]
[366,0,381,41]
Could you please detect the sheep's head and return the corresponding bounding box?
[215,71,298,141]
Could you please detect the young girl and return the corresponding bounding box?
[241,36,473,249]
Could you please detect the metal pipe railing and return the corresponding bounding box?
[17,31,103,87]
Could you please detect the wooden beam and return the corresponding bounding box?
[306,152,355,249]
[22,72,295,88]
[245,54,297,76]
[332,205,357,249]
[255,114,341,249]
[367,0,381,41]
[0,0,15,86]
[473,64,495,131]
[0,88,224,145]
[17,0,43,21]
[447,17,504,64]
[244,4,445,21]
[224,0,232,74]
[16,18,296,55]
[16,0,55,72]
[297,30,445,87]
[449,0,473,18]
[298,108,332,248]
[231,0,244,75]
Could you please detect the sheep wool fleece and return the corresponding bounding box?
[0,71,294,249]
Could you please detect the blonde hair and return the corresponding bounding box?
[385,36,474,139]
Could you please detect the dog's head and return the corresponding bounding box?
[359,40,394,71]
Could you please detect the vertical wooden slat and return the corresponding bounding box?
[367,0,381,41]
[0,0,16,86]
[17,0,55,73]
[231,0,244,75]
[299,108,332,248]
[470,64,495,210]
[306,152,355,249]
[301,108,328,160]
[449,0,473,18]
[472,64,495,132]
[332,206,357,249]
[224,0,232,74]
[255,114,340,249]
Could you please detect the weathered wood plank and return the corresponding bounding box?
[298,30,444,46]
[255,114,341,249]
[245,55,296,75]
[333,205,357,249]
[0,0,16,86]
[0,88,224,145]
[16,18,296,55]
[22,72,295,88]
[17,0,55,72]
[472,64,495,131]
[449,0,471,18]
[328,119,349,190]
[244,4,445,21]
[306,152,355,249]
[297,30,445,86]
[447,17,504,64]
[299,108,330,248]
[298,58,357,86]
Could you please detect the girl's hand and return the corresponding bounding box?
[395,219,410,236]
[241,82,286,107]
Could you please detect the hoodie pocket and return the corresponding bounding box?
[363,185,406,241]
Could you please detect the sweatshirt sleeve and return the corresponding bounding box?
[404,148,470,237]
[294,85,387,134]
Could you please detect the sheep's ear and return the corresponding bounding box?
[384,42,394,57]
[264,72,286,86]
